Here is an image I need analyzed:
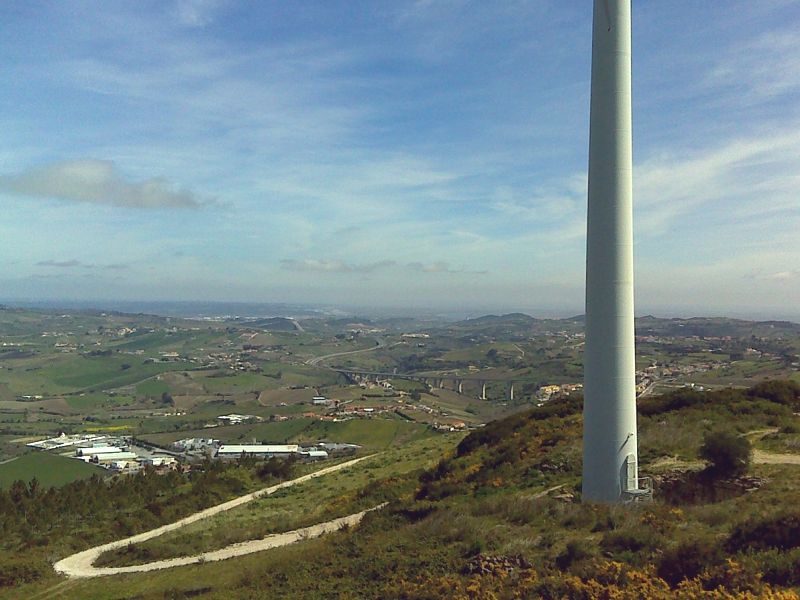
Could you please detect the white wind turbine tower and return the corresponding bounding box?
[582,0,645,503]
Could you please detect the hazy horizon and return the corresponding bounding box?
[2,296,799,325]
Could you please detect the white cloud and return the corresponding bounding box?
[0,160,206,209]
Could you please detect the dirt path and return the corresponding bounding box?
[753,449,800,465]
[54,455,377,579]
[743,428,780,439]
[743,428,800,465]
[55,505,383,579]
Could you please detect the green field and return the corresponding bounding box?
[0,452,105,488]
[141,416,434,450]
[135,378,172,399]
[64,393,136,411]
[0,353,196,396]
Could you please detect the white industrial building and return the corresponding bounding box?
[298,449,329,460]
[217,414,259,425]
[172,438,219,452]
[92,451,138,463]
[76,446,123,457]
[27,433,106,450]
[215,444,299,458]
[141,456,177,467]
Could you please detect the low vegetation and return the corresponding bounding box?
[94,436,453,567]
[4,381,800,599]
[0,456,297,589]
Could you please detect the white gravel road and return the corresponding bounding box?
[54,455,380,579]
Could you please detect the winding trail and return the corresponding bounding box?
[54,455,379,579]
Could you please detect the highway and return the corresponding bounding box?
[305,337,387,366]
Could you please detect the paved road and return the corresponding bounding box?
[305,337,385,366]
[54,456,377,579]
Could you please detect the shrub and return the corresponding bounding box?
[463,538,485,557]
[416,481,461,501]
[699,430,750,478]
[638,388,707,416]
[455,397,581,457]
[747,380,800,406]
[698,559,763,594]
[657,539,722,587]
[419,458,453,483]
[727,512,800,552]
[555,539,594,570]
[751,548,800,586]
[600,529,659,555]
[0,558,44,587]
[392,503,437,523]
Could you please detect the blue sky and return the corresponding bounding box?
[1,1,799,318]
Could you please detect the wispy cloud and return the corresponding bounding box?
[746,269,799,282]
[36,259,131,270]
[36,259,81,268]
[280,259,397,274]
[0,160,207,209]
[635,130,800,236]
[173,0,226,28]
[280,258,487,276]
[708,27,800,104]
[490,175,585,226]
[407,261,487,275]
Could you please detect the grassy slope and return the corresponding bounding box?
[0,452,105,488]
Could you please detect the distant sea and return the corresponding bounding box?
[0,299,467,321]
[0,299,336,320]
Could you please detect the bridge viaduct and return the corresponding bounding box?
[332,368,531,401]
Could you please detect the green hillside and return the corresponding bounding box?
[4,382,800,599]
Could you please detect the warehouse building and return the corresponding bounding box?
[92,451,138,463]
[76,446,123,457]
[215,444,299,459]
